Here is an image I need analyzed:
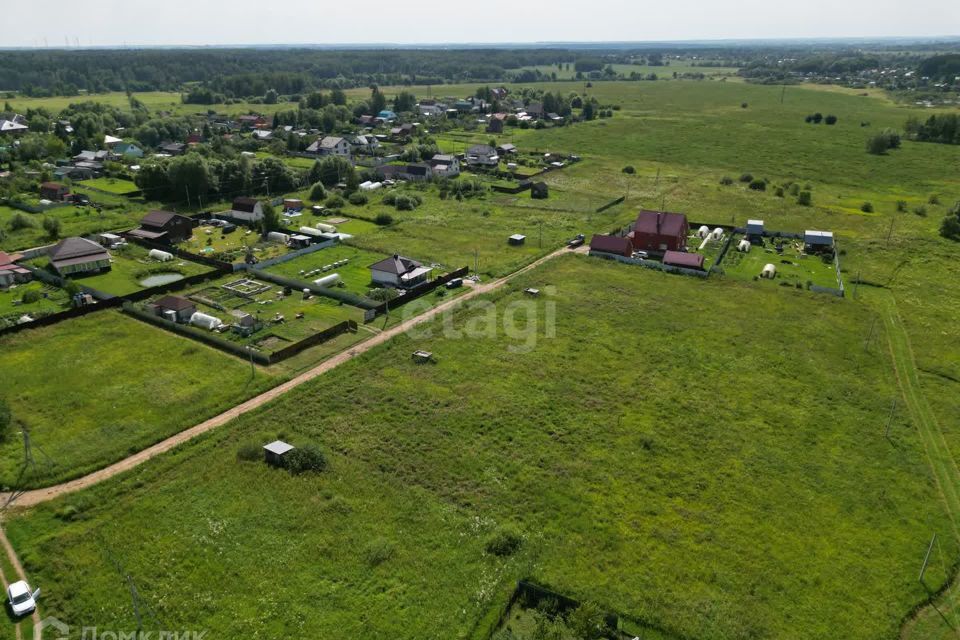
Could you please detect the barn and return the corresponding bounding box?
[589,234,633,257]
[630,211,689,253]
[663,250,705,271]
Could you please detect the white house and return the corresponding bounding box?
[230,197,264,222]
[429,154,461,178]
[465,144,499,167]
[370,255,433,289]
[308,136,352,159]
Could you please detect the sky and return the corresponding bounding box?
[3,0,959,47]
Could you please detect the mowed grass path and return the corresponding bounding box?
[6,255,953,639]
[0,311,275,488]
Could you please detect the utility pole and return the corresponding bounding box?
[919,533,937,584]
[184,184,191,208]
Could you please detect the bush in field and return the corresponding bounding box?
[368,286,398,302]
[485,525,523,556]
[347,192,368,206]
[825,115,838,125]
[325,195,345,209]
[797,191,813,207]
[929,194,940,205]
[309,182,326,201]
[8,213,33,231]
[739,173,753,183]
[363,537,396,567]
[21,289,42,304]
[393,194,422,211]
[283,444,327,475]
[940,214,960,241]
[719,176,734,186]
[622,165,636,174]
[43,216,62,239]
[867,129,901,155]
[748,179,766,191]
[775,187,785,197]
[914,205,928,217]
[567,602,607,640]
[236,442,261,462]
[861,202,874,213]
[896,200,908,212]
[374,213,394,226]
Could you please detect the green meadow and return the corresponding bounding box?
[6,254,953,639]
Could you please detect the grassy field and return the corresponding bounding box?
[79,177,141,195]
[5,254,953,639]
[0,310,276,488]
[0,203,151,253]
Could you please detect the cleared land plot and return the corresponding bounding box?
[0,204,149,253]
[721,235,840,289]
[0,310,275,488]
[171,274,363,351]
[6,255,953,639]
[181,225,291,264]
[0,281,71,327]
[36,243,214,296]
[78,178,140,195]
[261,244,390,298]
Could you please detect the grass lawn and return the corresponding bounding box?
[0,310,276,488]
[0,281,70,327]
[260,243,390,298]
[42,242,214,296]
[181,225,291,264]
[5,254,953,639]
[79,177,140,195]
[0,204,150,253]
[719,233,841,289]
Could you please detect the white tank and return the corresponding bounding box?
[313,273,341,288]
[149,249,174,262]
[190,311,223,330]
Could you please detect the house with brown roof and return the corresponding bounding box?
[47,237,111,277]
[39,182,70,202]
[370,254,433,289]
[662,250,705,271]
[149,295,197,323]
[128,211,194,245]
[0,251,31,288]
[630,210,689,253]
[230,197,264,223]
[589,234,632,257]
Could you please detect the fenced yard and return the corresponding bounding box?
[720,234,841,289]
[0,281,71,327]
[261,244,390,298]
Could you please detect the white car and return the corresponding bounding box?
[6,580,39,617]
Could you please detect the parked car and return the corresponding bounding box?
[6,580,39,617]
[445,277,464,289]
[567,234,585,248]
[632,251,649,260]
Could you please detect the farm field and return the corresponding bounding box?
[0,310,276,488]
[34,242,214,296]
[4,254,953,639]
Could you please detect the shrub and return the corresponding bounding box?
[825,115,838,125]
[531,182,549,199]
[929,194,940,205]
[0,400,11,444]
[896,200,908,212]
[283,444,327,475]
[8,213,34,231]
[789,183,800,196]
[719,176,734,186]
[774,187,785,197]
[622,165,636,174]
[374,213,394,226]
[324,195,345,209]
[393,194,422,211]
[42,216,61,239]
[236,442,261,462]
[867,129,901,155]
[739,173,753,183]
[21,289,42,304]
[741,102,748,109]
[567,602,607,640]
[797,191,813,207]
[347,192,368,206]
[485,525,523,557]
[940,215,960,241]
[861,202,874,213]
[368,286,399,302]
[309,182,326,201]
[914,205,928,217]
[748,179,766,191]
[812,112,823,124]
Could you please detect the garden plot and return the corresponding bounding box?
[262,244,392,298]
[171,274,363,352]
[0,281,71,327]
[721,234,840,289]
[181,225,292,264]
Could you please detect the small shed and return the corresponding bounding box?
[263,440,295,467]
[737,239,751,253]
[746,219,764,237]
[508,234,526,246]
[697,225,711,239]
[762,263,777,279]
[712,227,724,240]
[412,350,434,363]
[804,230,834,252]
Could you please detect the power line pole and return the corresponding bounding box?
[919,533,937,584]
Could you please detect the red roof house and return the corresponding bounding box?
[630,210,689,253]
[589,234,633,256]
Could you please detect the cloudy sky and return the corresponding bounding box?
[4,0,958,47]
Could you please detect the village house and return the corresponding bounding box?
[370,254,433,289]
[160,142,186,156]
[236,115,267,130]
[429,154,461,178]
[497,143,517,155]
[150,295,197,323]
[39,182,70,202]
[0,251,31,288]
[349,134,380,153]
[804,230,835,253]
[114,142,144,158]
[308,136,352,159]
[465,144,499,167]
[128,211,194,245]
[0,118,28,136]
[390,123,417,141]
[419,104,444,118]
[486,115,506,134]
[47,237,112,277]
[230,197,264,223]
[73,150,109,163]
[663,250,705,271]
[629,210,689,253]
